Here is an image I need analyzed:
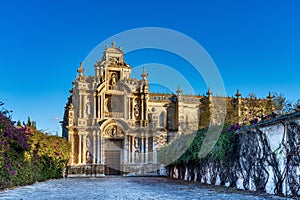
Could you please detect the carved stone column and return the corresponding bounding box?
[124,135,128,163]
[101,94,104,118]
[93,134,96,163]
[153,139,157,163]
[98,134,102,163]
[127,98,130,119]
[128,135,132,163]
[83,95,86,118]
[141,94,144,123]
[97,134,100,164]
[68,129,74,165]
[82,134,86,164]
[130,98,133,119]
[78,95,82,118]
[98,94,101,119]
[132,136,135,163]
[141,136,144,163]
[94,94,97,119]
[145,136,148,163]
[78,134,82,164]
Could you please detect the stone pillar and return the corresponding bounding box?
[124,135,128,163]
[153,140,157,163]
[72,134,76,164]
[145,93,149,126]
[78,134,82,164]
[141,94,144,123]
[93,134,96,163]
[82,134,86,164]
[128,98,130,119]
[98,95,101,119]
[124,97,127,120]
[141,136,144,163]
[78,95,82,118]
[96,134,100,164]
[145,136,148,163]
[68,131,74,164]
[128,135,131,163]
[132,136,135,163]
[101,94,104,118]
[129,98,132,119]
[83,95,86,118]
[94,94,97,119]
[100,135,104,163]
[235,89,242,123]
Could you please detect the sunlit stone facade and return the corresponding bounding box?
[62,43,273,176]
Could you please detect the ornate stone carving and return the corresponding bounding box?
[110,73,117,86]
[86,135,91,148]
[86,102,91,116]
[68,103,74,110]
[134,104,139,117]
[104,125,124,138]
[105,96,122,113]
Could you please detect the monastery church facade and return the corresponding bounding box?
[62,42,272,176]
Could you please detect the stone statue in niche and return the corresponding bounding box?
[86,135,91,148]
[134,137,139,149]
[111,126,116,136]
[110,73,117,86]
[134,104,139,117]
[134,137,140,163]
[86,102,91,116]
[134,149,140,163]
[105,125,124,138]
[86,150,92,163]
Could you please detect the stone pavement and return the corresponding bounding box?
[0,177,290,200]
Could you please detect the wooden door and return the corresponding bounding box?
[104,139,123,175]
[105,150,121,175]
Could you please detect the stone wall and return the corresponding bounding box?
[167,112,300,197]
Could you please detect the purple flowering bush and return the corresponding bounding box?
[0,112,31,189]
[0,106,70,190]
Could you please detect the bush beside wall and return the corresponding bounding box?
[0,111,71,190]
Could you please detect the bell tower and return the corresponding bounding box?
[94,42,132,86]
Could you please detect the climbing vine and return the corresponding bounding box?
[166,114,300,197]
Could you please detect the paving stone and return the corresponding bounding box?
[0,177,290,200]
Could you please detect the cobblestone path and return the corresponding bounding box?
[0,177,289,200]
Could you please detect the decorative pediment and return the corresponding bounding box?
[104,125,124,138]
[99,118,130,132]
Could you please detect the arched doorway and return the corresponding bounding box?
[103,125,124,175]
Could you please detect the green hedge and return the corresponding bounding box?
[158,124,238,166]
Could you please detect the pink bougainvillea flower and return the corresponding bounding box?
[8,170,15,176]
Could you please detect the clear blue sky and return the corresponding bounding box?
[0,0,299,134]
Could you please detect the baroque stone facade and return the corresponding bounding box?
[62,42,274,176]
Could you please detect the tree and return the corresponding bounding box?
[294,99,300,111]
[272,93,296,114]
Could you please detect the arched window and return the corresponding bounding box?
[159,112,165,127]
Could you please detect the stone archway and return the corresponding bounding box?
[103,124,125,175]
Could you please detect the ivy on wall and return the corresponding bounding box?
[165,114,300,197]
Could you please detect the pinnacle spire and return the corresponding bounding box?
[77,62,84,74]
[235,89,241,98]
[206,87,212,96]
[141,67,148,80]
[176,85,182,95]
[267,91,273,100]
